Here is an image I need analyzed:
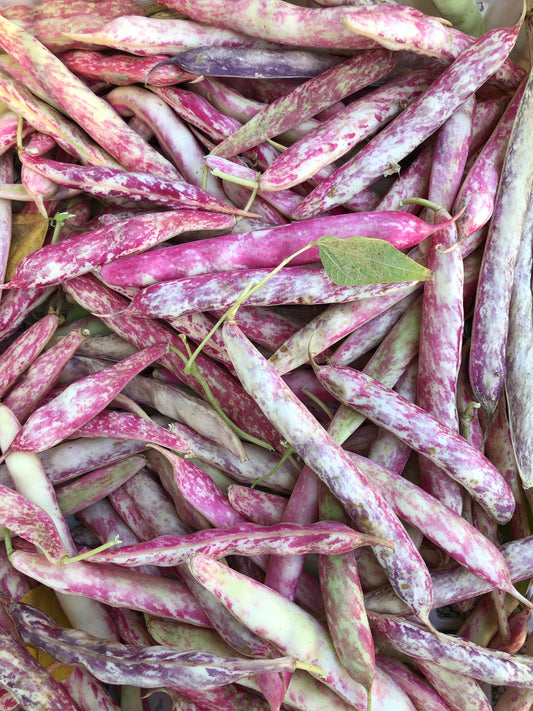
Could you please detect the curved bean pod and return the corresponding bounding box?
[10,602,301,689]
[348,451,520,597]
[170,46,341,78]
[88,521,391,567]
[62,14,281,55]
[211,48,398,159]
[18,155,245,217]
[370,612,533,689]
[105,85,226,199]
[222,320,433,622]
[453,82,525,247]
[0,485,68,562]
[293,21,522,218]
[55,456,148,517]
[3,328,88,423]
[260,66,433,192]
[469,65,533,416]
[128,266,419,320]
[60,49,195,86]
[0,15,181,179]
[0,312,58,397]
[158,0,382,50]
[9,343,168,452]
[0,624,79,711]
[10,550,211,626]
[269,281,421,375]
[72,410,191,454]
[365,534,533,614]
[316,365,515,523]
[63,274,283,450]
[100,210,443,288]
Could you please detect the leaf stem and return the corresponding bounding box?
[399,197,444,213]
[61,536,122,565]
[3,528,13,557]
[251,444,296,488]
[171,340,274,450]
[184,240,319,373]
[211,168,259,189]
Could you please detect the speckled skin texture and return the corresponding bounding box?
[0,625,79,710]
[63,274,283,450]
[260,66,432,191]
[100,210,440,288]
[10,343,167,452]
[60,49,194,86]
[269,281,420,375]
[370,612,533,689]
[365,535,533,614]
[223,320,434,623]
[470,71,533,416]
[293,23,521,219]
[348,451,517,594]
[10,552,211,625]
[3,328,87,422]
[212,49,397,158]
[129,266,418,321]
[317,365,515,524]
[0,15,181,178]
[0,312,58,396]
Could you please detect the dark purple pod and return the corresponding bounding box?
[0,626,79,710]
[165,46,341,78]
[10,602,302,690]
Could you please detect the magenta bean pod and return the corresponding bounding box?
[453,80,526,249]
[347,451,520,597]
[369,612,533,689]
[71,410,191,455]
[211,49,398,159]
[100,210,442,288]
[0,622,80,711]
[105,85,227,199]
[469,67,533,416]
[60,49,196,86]
[416,214,465,513]
[0,71,118,167]
[128,266,419,321]
[62,14,282,55]
[3,327,88,423]
[227,484,287,525]
[54,455,148,517]
[0,312,59,397]
[0,15,182,179]
[292,22,522,218]
[63,274,283,450]
[8,342,168,453]
[158,0,382,50]
[88,520,391,567]
[259,66,434,192]
[10,550,212,626]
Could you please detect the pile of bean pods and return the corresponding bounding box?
[0,0,532,708]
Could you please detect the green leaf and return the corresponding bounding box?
[317,235,432,286]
